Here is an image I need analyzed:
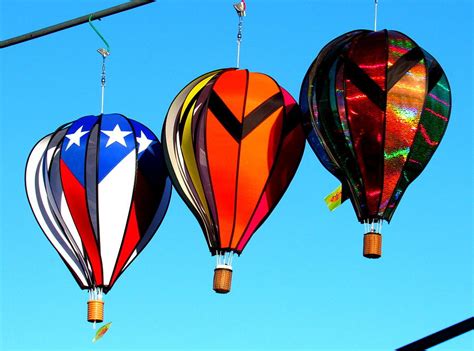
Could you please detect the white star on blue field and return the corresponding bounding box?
[65,125,89,150]
[101,124,132,147]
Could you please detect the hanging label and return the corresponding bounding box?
[324,184,344,211]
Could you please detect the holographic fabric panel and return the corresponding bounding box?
[384,57,451,220]
[345,31,387,217]
[336,60,355,157]
[387,31,416,68]
[379,33,427,215]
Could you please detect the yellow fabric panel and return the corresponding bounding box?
[179,72,217,122]
[180,74,217,222]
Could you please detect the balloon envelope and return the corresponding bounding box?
[26,113,172,292]
[163,69,305,254]
[300,30,451,223]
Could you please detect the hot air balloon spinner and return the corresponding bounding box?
[162,1,306,294]
[25,16,172,326]
[300,0,451,259]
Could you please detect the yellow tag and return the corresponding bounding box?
[324,184,343,211]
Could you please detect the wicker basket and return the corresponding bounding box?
[213,266,232,294]
[363,233,382,259]
[87,299,104,323]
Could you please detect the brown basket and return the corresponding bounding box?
[87,300,104,323]
[363,233,382,259]
[213,267,232,294]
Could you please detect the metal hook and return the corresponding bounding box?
[88,14,110,58]
[233,0,246,17]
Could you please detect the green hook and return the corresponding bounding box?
[88,14,110,55]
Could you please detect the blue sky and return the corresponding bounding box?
[0,1,472,350]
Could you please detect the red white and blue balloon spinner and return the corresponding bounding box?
[25,113,171,323]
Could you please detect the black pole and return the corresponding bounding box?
[396,317,474,351]
[0,0,155,49]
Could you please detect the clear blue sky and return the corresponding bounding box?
[1,1,472,350]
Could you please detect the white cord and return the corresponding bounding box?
[236,40,241,68]
[100,85,105,114]
[374,0,378,31]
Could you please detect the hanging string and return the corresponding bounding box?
[99,55,107,114]
[88,15,110,114]
[233,1,246,68]
[374,0,378,31]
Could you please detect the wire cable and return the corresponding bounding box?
[374,0,378,31]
